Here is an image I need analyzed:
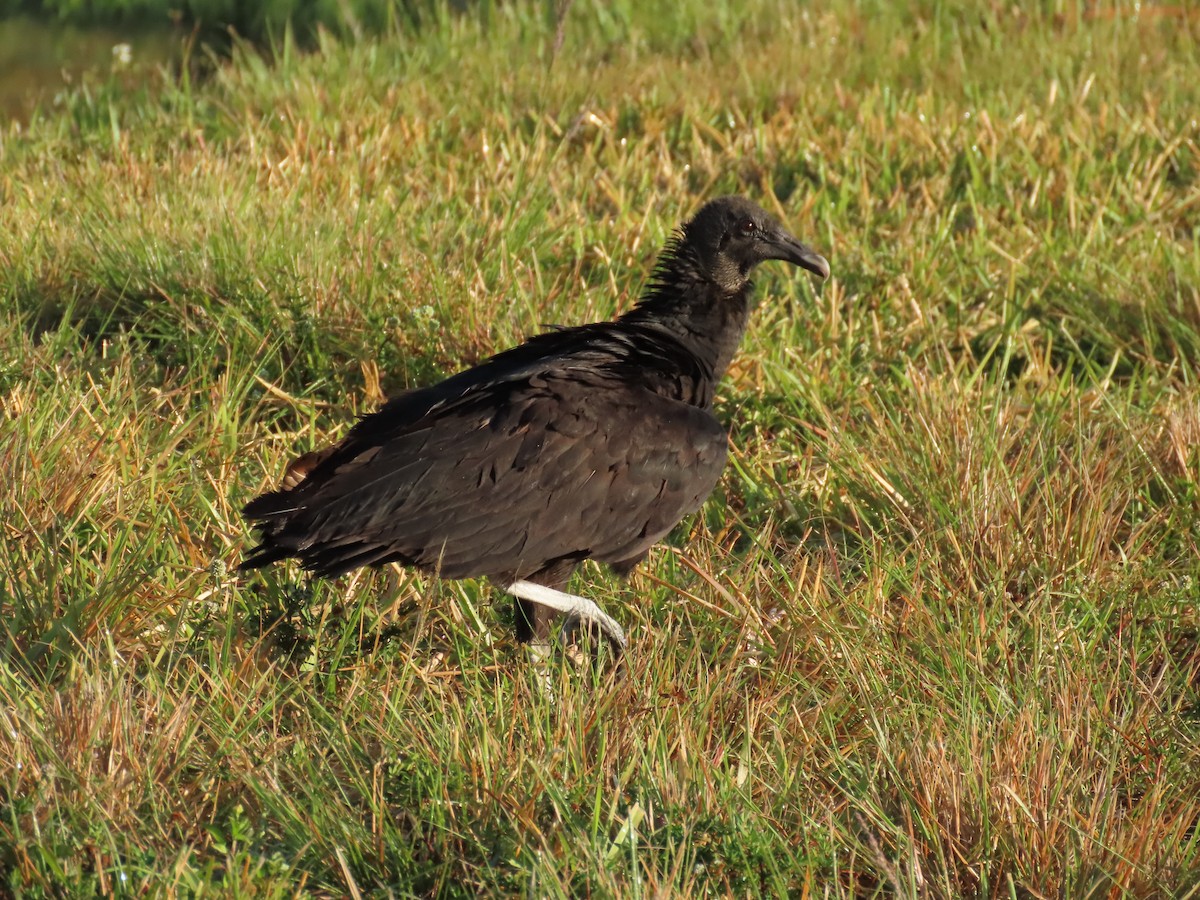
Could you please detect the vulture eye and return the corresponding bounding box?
[739,218,758,235]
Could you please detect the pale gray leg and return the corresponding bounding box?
[506,580,628,654]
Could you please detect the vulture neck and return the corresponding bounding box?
[620,246,754,385]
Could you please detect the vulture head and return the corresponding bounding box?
[682,195,830,293]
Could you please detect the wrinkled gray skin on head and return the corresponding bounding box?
[682,195,831,293]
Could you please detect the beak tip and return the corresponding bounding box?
[770,230,831,280]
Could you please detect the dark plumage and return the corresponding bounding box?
[242,196,829,651]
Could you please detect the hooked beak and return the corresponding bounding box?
[765,229,831,280]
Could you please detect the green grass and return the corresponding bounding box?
[2,0,1200,895]
[1,0,423,43]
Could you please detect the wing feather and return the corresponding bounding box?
[244,352,726,580]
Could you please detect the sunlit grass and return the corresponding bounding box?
[2,0,1199,895]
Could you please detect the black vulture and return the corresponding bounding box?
[241,196,829,653]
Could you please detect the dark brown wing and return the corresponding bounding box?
[242,369,727,581]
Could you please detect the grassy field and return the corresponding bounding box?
[2,0,1200,895]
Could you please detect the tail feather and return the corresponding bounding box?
[304,543,401,577]
[242,490,302,520]
[239,543,295,571]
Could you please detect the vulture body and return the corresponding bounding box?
[242,196,829,651]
